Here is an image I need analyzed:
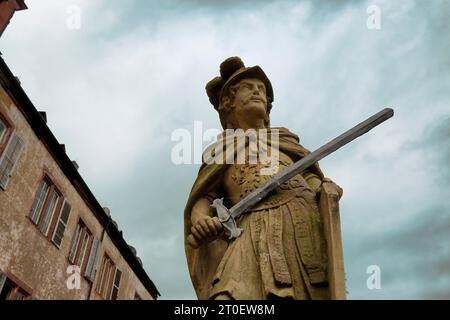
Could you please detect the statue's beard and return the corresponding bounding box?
[241,97,269,124]
[227,107,269,129]
[242,95,267,109]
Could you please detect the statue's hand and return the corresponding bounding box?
[321,177,343,199]
[189,216,224,248]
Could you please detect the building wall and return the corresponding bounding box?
[0,1,15,35]
[0,0,24,37]
[89,233,153,300]
[0,85,154,300]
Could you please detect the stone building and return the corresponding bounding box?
[0,3,160,300]
[0,0,26,37]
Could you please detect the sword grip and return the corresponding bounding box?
[211,198,243,239]
[187,233,201,249]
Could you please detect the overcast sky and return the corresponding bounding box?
[1,0,449,299]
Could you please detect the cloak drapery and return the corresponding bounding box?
[184,127,326,299]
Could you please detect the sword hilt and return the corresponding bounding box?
[211,198,243,239]
[186,198,243,250]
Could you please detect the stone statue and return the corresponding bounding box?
[184,57,346,300]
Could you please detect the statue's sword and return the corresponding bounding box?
[213,108,394,239]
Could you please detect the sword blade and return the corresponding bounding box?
[229,107,394,219]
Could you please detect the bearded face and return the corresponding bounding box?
[232,78,267,114]
[220,78,269,129]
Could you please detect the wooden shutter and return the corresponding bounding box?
[0,269,6,293]
[0,132,24,189]
[52,201,72,248]
[96,256,107,292]
[0,118,6,139]
[76,231,89,267]
[29,180,50,224]
[84,237,101,282]
[68,223,81,263]
[110,268,122,300]
[104,260,114,298]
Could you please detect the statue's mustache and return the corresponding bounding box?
[244,95,266,104]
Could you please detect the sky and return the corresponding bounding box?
[1,0,449,299]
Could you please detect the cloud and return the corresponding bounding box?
[0,0,448,299]
[340,113,450,299]
[346,205,449,299]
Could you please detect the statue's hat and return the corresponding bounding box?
[205,56,274,110]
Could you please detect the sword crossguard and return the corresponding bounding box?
[211,198,243,239]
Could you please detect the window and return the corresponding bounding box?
[96,255,122,300]
[29,176,71,246]
[0,117,6,142]
[0,270,32,300]
[0,113,12,151]
[111,269,122,300]
[68,220,101,282]
[0,115,23,189]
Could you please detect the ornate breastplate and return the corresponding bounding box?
[229,158,313,210]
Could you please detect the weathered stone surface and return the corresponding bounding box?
[0,85,154,300]
[184,57,346,300]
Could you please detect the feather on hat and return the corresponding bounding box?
[205,57,274,110]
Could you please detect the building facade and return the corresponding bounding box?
[0,0,26,37]
[0,53,159,300]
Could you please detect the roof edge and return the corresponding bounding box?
[16,0,28,10]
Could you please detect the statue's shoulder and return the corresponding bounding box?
[271,127,301,143]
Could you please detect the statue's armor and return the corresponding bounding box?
[224,152,316,209]
[210,150,328,300]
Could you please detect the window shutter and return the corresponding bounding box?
[0,269,6,293]
[84,237,101,282]
[110,268,122,300]
[0,119,6,139]
[52,201,72,248]
[96,256,106,292]
[0,132,24,189]
[68,224,81,263]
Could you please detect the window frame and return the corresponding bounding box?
[110,268,121,300]
[0,110,13,158]
[72,220,94,275]
[68,219,99,281]
[0,109,23,190]
[28,172,66,245]
[37,186,62,236]
[0,115,7,144]
[96,254,121,300]
[51,200,72,248]
[0,272,33,300]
